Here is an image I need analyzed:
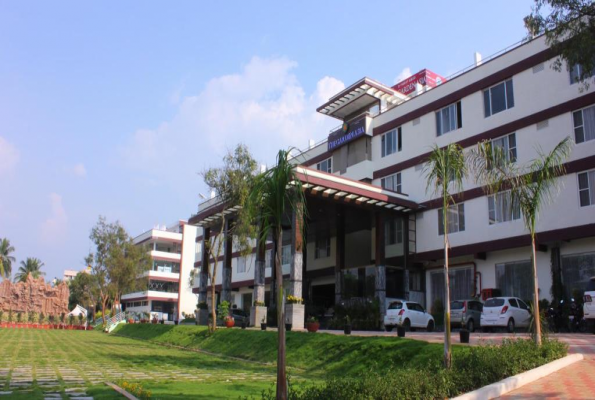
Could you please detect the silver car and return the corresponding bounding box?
[450,300,483,332]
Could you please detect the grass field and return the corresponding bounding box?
[0,328,278,399]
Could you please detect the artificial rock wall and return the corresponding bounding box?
[0,275,69,315]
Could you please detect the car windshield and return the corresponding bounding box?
[485,298,505,307]
[388,302,402,310]
[451,301,465,310]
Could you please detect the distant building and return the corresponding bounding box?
[63,267,90,282]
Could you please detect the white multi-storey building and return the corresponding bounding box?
[122,221,200,322]
[190,34,595,327]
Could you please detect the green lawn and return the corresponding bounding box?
[0,328,277,399]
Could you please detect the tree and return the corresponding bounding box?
[525,0,595,89]
[471,136,573,345]
[68,271,98,311]
[424,143,467,369]
[14,258,45,282]
[248,149,306,400]
[87,216,150,324]
[201,144,258,333]
[0,238,16,280]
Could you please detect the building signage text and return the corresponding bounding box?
[327,117,367,151]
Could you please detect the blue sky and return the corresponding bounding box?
[0,0,536,281]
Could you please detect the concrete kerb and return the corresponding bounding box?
[451,353,584,400]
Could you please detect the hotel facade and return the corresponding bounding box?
[190,34,595,328]
[122,221,200,322]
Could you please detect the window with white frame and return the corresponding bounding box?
[265,249,272,269]
[491,133,517,165]
[237,256,246,273]
[573,105,595,144]
[381,172,401,193]
[578,170,595,207]
[385,217,403,245]
[438,203,465,235]
[281,245,292,266]
[569,63,595,85]
[315,235,331,259]
[381,127,402,157]
[436,101,462,136]
[483,79,514,117]
[316,157,332,173]
[488,191,521,224]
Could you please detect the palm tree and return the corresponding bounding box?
[248,149,306,400]
[471,136,573,345]
[424,143,467,369]
[14,258,45,282]
[0,238,16,280]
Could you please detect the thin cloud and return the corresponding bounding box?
[0,136,19,174]
[40,193,68,245]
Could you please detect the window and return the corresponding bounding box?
[488,191,521,224]
[561,251,595,299]
[484,79,514,117]
[438,203,465,235]
[573,105,595,143]
[381,127,402,157]
[431,267,473,306]
[385,217,403,245]
[316,158,332,173]
[315,235,331,259]
[578,170,595,207]
[436,101,462,136]
[237,256,246,273]
[569,63,595,84]
[491,133,517,164]
[281,245,292,266]
[381,172,401,193]
[496,260,533,301]
[509,298,519,308]
[265,249,272,269]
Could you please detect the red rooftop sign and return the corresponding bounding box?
[392,69,446,96]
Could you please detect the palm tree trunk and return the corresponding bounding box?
[531,234,542,345]
[443,232,452,369]
[275,227,287,400]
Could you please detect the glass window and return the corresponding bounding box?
[488,190,521,224]
[578,170,595,207]
[436,101,462,136]
[569,63,595,84]
[573,105,595,144]
[388,301,403,310]
[281,245,292,266]
[484,79,514,117]
[491,133,517,165]
[561,251,595,299]
[430,268,473,306]
[316,158,332,173]
[315,235,331,259]
[381,127,402,157]
[496,260,533,302]
[438,203,465,235]
[237,256,246,273]
[518,300,529,310]
[265,249,272,269]
[381,172,401,193]
[385,217,403,245]
[508,298,519,308]
[485,298,505,307]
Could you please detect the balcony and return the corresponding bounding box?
[145,270,180,281]
[121,291,179,301]
[150,250,181,262]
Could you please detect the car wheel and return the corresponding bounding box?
[467,319,475,333]
[385,325,393,332]
[427,320,435,332]
[403,319,411,332]
[507,318,515,333]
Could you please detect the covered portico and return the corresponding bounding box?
[189,166,421,329]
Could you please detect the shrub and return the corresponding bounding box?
[431,299,444,327]
[268,339,567,400]
[217,301,230,320]
[329,298,380,331]
[0,310,4,322]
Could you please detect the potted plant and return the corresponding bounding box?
[344,315,352,335]
[306,316,320,333]
[260,316,267,331]
[30,311,38,328]
[459,315,470,344]
[218,301,234,328]
[152,315,158,324]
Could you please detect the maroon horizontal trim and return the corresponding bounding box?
[188,202,228,225]
[147,275,180,283]
[374,91,595,180]
[373,48,555,137]
[194,242,275,268]
[420,155,595,210]
[195,235,203,243]
[302,151,333,167]
[414,223,595,262]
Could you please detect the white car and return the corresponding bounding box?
[384,300,435,332]
[480,297,531,333]
[583,277,595,327]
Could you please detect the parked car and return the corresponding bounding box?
[583,277,595,331]
[451,299,483,332]
[480,297,531,333]
[384,300,435,332]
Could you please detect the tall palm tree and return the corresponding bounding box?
[424,143,467,369]
[471,136,573,345]
[248,149,306,400]
[0,238,16,280]
[14,257,45,282]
